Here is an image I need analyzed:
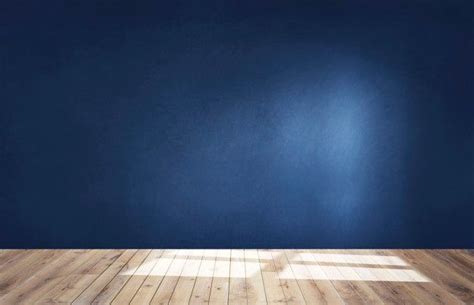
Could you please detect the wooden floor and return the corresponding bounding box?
[0,250,472,304]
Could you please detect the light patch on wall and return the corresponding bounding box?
[272,71,376,223]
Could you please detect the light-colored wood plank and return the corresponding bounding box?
[0,250,65,297]
[45,275,99,304]
[377,250,464,305]
[348,250,423,305]
[0,250,30,270]
[91,249,150,304]
[258,250,286,305]
[457,250,474,266]
[35,250,117,304]
[111,249,163,304]
[190,249,216,305]
[229,249,247,305]
[271,250,306,305]
[425,249,474,283]
[294,250,346,305]
[0,250,16,265]
[337,249,409,305]
[447,250,474,274]
[361,250,425,304]
[169,249,203,305]
[393,250,474,304]
[150,249,189,305]
[52,250,124,304]
[130,250,177,305]
[0,250,94,305]
[283,250,326,305]
[72,250,137,305]
[311,250,366,305]
[333,250,386,305]
[209,249,230,305]
[245,249,267,305]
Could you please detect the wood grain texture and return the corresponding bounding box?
[0,249,471,305]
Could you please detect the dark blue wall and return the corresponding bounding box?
[1,1,473,248]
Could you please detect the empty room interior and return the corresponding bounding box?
[0,1,473,304]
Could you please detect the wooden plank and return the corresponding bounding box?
[111,249,163,304]
[48,275,99,304]
[258,250,286,305]
[91,249,150,304]
[313,250,365,305]
[0,250,30,270]
[0,250,66,297]
[169,249,203,305]
[425,250,474,283]
[377,250,464,305]
[190,249,216,305]
[35,250,116,304]
[362,250,430,304]
[0,250,94,304]
[52,250,124,304]
[130,250,177,305]
[150,249,189,305]
[229,249,247,305]
[294,250,346,305]
[271,250,306,305]
[333,250,386,305]
[392,250,474,304]
[460,249,474,258]
[336,250,416,305]
[72,250,137,305]
[447,250,474,274]
[0,250,15,265]
[357,250,424,305]
[457,250,474,265]
[282,250,325,305]
[209,249,230,305]
[245,249,267,305]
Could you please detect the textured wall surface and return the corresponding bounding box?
[1,1,473,248]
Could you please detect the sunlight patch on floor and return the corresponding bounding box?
[296,252,408,266]
[121,250,430,282]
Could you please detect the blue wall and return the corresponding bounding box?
[1,1,473,248]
